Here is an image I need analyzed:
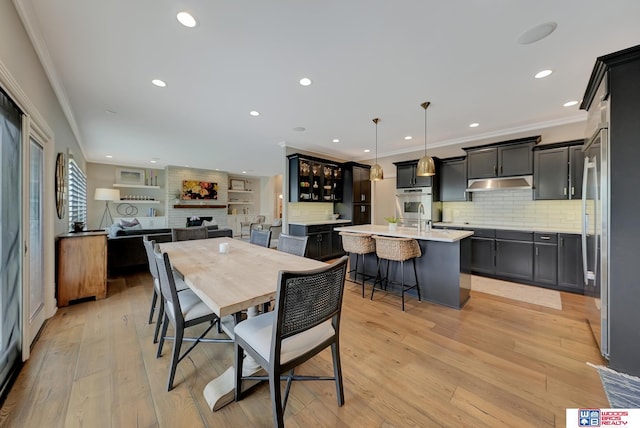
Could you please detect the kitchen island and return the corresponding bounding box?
[334,224,473,309]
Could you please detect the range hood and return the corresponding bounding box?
[466,175,533,192]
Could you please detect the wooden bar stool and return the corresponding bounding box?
[339,232,376,297]
[371,235,422,311]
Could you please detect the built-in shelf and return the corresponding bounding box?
[173,204,227,209]
[228,201,253,205]
[113,184,161,189]
[115,200,160,204]
[228,189,253,193]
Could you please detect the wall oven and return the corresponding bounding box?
[395,187,438,225]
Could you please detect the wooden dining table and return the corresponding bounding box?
[158,237,326,411]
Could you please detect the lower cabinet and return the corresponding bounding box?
[534,233,558,286]
[289,223,351,260]
[495,233,533,281]
[471,237,495,275]
[438,226,584,294]
[558,234,583,291]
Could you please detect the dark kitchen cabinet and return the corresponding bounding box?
[288,223,350,261]
[287,154,342,202]
[495,230,533,281]
[557,234,583,291]
[534,233,557,286]
[465,136,538,179]
[394,160,440,196]
[440,157,470,202]
[470,228,495,275]
[335,162,371,225]
[533,140,584,200]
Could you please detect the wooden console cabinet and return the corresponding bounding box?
[57,231,108,307]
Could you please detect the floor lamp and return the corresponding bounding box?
[95,188,120,229]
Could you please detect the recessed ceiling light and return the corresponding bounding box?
[292,127,306,132]
[364,149,371,153]
[242,171,247,174]
[332,139,340,143]
[404,136,412,140]
[517,22,558,45]
[150,160,157,163]
[299,77,312,86]
[534,69,553,79]
[469,123,480,128]
[152,79,167,87]
[249,110,260,116]
[105,155,113,158]
[563,100,579,107]
[176,11,197,28]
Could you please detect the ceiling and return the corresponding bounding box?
[15,0,640,177]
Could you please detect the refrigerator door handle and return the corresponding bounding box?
[581,156,591,285]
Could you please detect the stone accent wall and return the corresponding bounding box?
[165,166,229,228]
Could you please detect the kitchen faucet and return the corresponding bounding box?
[417,203,425,233]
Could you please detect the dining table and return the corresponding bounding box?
[158,237,327,411]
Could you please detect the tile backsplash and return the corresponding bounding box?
[288,202,335,222]
[442,190,582,231]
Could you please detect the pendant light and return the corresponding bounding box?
[369,117,384,181]
[416,101,435,177]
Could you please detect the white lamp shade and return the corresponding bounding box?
[94,188,120,201]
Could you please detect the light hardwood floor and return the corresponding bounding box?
[0,272,607,427]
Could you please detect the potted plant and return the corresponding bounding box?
[384,216,399,231]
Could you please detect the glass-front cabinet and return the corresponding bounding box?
[288,154,342,202]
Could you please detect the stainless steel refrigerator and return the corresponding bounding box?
[581,78,609,358]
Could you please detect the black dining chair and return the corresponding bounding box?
[142,236,189,344]
[234,256,348,427]
[172,226,208,241]
[276,233,308,257]
[154,244,232,391]
[249,228,272,248]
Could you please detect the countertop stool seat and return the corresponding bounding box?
[339,232,377,298]
[371,235,422,311]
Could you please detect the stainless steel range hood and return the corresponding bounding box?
[466,175,533,192]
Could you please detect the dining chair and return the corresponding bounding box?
[154,244,232,391]
[249,228,272,248]
[234,256,348,427]
[276,233,308,257]
[142,236,189,344]
[172,226,208,241]
[240,215,266,239]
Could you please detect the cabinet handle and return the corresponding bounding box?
[540,236,551,240]
[560,237,564,247]
[536,247,539,256]
[571,186,575,196]
[563,187,567,196]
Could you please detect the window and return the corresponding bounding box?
[68,158,87,231]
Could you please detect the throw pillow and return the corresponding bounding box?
[108,223,123,238]
[271,218,282,227]
[203,219,217,226]
[120,218,140,228]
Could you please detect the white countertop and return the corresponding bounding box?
[433,222,581,234]
[334,224,473,243]
[288,219,352,226]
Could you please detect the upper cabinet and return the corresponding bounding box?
[287,154,342,202]
[394,158,439,189]
[464,136,539,179]
[439,157,470,202]
[533,140,585,200]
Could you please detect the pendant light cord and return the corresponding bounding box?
[421,101,430,156]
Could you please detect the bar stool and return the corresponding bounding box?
[371,235,422,311]
[339,232,376,297]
